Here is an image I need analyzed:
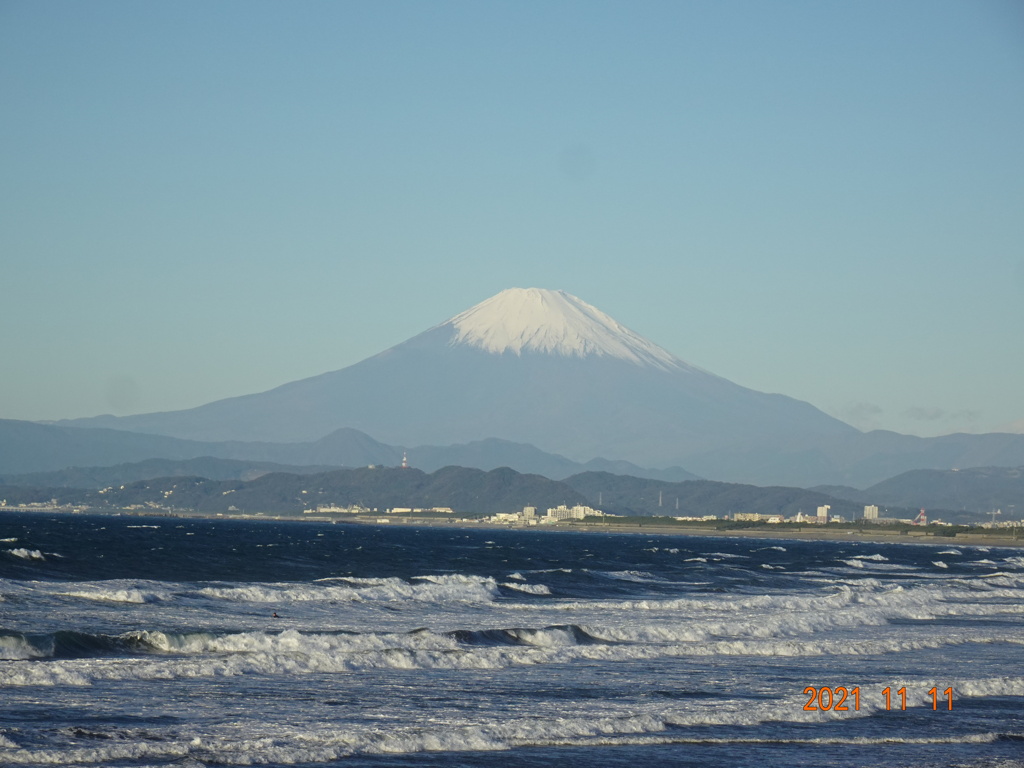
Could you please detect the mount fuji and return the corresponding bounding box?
[63,288,861,481]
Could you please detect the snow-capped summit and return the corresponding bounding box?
[441,288,684,371]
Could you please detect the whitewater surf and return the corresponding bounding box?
[2,513,1022,767]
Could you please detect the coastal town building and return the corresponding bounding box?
[487,504,612,524]
[731,513,786,524]
[546,504,605,520]
[303,504,455,515]
[732,513,761,522]
[303,504,369,515]
[387,507,454,515]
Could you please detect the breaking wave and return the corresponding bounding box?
[198,574,500,604]
[4,549,45,561]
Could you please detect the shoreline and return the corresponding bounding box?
[338,515,1024,550]
[6,507,1023,550]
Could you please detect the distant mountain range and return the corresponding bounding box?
[0,465,854,521]
[15,288,1024,487]
[4,451,1018,523]
[0,456,338,489]
[1,466,590,518]
[0,419,698,485]
[6,462,1000,524]
[814,465,1024,517]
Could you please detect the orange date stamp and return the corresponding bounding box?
[803,686,953,711]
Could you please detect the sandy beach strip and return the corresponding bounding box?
[333,515,1024,550]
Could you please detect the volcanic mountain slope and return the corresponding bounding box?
[64,288,855,472]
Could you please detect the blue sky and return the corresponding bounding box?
[2,0,1022,438]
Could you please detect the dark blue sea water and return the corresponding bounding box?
[2,512,1022,768]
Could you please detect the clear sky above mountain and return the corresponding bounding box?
[2,0,1022,438]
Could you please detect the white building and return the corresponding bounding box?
[487,507,541,525]
[863,505,879,520]
[303,504,368,515]
[386,506,455,514]
[546,504,604,520]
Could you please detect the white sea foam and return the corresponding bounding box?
[414,573,496,586]
[320,576,397,586]
[839,559,916,572]
[3,639,1023,767]
[956,675,1024,698]
[139,628,460,656]
[933,561,948,568]
[0,635,44,661]
[4,525,1023,768]
[0,693,836,763]
[60,588,163,604]
[590,570,664,583]
[500,582,551,595]
[11,618,1017,689]
[1,722,1015,767]
[508,627,582,647]
[199,575,498,605]
[0,738,195,765]
[0,733,19,749]
[4,549,44,561]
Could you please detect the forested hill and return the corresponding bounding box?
[0,464,943,521]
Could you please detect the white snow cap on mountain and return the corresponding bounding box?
[443,287,687,371]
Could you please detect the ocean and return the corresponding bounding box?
[1,512,1022,768]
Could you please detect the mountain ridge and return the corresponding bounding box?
[4,463,977,523]
[813,465,1024,514]
[0,419,698,484]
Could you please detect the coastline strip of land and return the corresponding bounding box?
[6,506,1022,549]
[322,514,1024,549]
